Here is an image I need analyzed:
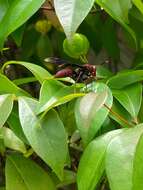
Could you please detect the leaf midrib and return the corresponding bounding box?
[8,157,30,190]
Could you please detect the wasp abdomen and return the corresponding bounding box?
[54,67,73,78]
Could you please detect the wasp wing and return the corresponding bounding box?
[44,57,84,68]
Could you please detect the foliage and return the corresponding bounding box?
[0,0,143,190]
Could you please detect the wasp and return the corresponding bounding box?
[44,57,96,84]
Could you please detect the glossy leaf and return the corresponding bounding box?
[0,0,9,21]
[13,77,37,86]
[6,154,56,190]
[38,79,66,113]
[54,170,76,188]
[132,133,143,189]
[96,0,137,46]
[75,83,113,145]
[96,65,113,79]
[109,99,133,128]
[58,101,77,135]
[7,106,28,144]
[0,73,29,96]
[106,124,143,190]
[113,83,142,118]
[130,5,143,23]
[2,61,51,84]
[18,97,68,179]
[107,70,143,89]
[38,80,84,113]
[133,0,143,15]
[54,0,95,38]
[0,127,26,153]
[0,0,45,49]
[77,129,123,190]
[0,94,13,128]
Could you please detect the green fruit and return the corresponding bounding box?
[63,33,90,59]
[35,20,52,34]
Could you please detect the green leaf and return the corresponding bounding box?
[58,101,77,135]
[0,0,9,21]
[130,5,143,23]
[6,154,56,190]
[7,105,28,144]
[113,83,142,118]
[0,136,5,154]
[133,0,143,15]
[77,129,123,190]
[75,83,113,145]
[0,94,13,128]
[54,0,95,38]
[13,77,37,86]
[0,0,45,49]
[96,65,113,79]
[38,80,84,113]
[132,133,143,189]
[2,61,52,84]
[100,116,117,134]
[106,124,143,190]
[0,187,5,190]
[102,17,120,59]
[11,24,25,47]
[96,0,137,47]
[0,73,29,96]
[36,35,53,62]
[21,27,40,58]
[129,11,143,49]
[0,127,26,153]
[54,170,76,188]
[107,70,143,89]
[109,99,133,128]
[138,98,143,123]
[18,97,68,180]
[39,80,64,102]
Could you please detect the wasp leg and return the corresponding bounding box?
[73,71,83,93]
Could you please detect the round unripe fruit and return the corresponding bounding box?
[63,33,90,59]
[35,20,52,34]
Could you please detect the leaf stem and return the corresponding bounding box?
[104,104,133,128]
[24,148,34,158]
[133,117,139,125]
[0,60,16,74]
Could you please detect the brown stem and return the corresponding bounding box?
[104,104,133,128]
[41,6,55,11]
[90,9,103,14]
[41,1,55,12]
[133,117,139,125]
[101,178,107,190]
